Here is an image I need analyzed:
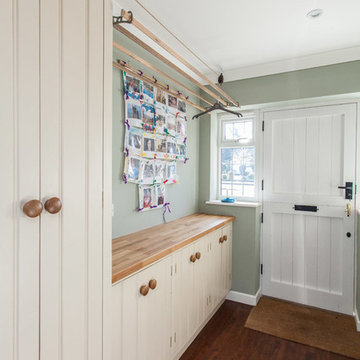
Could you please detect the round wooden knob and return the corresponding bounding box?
[23,199,43,218]
[219,236,224,243]
[195,252,201,260]
[223,235,228,241]
[190,255,196,263]
[140,285,149,296]
[44,197,62,214]
[148,279,157,290]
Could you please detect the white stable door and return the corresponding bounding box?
[263,103,356,315]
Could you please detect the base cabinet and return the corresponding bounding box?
[112,224,232,360]
[113,257,172,360]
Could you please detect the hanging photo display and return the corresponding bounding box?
[122,71,188,211]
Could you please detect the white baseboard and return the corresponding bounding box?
[355,309,360,332]
[226,288,262,306]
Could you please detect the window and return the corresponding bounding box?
[218,113,258,200]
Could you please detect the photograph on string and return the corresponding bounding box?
[176,139,186,159]
[123,72,141,100]
[166,137,177,156]
[166,112,176,136]
[155,134,167,156]
[176,116,187,137]
[125,100,142,127]
[141,103,155,128]
[155,108,166,134]
[142,82,154,104]
[168,94,178,111]
[125,126,142,154]
[124,155,141,183]
[178,99,186,114]
[139,185,155,210]
[143,132,156,155]
[154,159,166,183]
[166,161,177,182]
[155,88,167,108]
[156,184,166,206]
[141,159,155,184]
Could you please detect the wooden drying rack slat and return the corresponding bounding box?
[120,9,239,107]
[113,41,212,106]
[113,61,206,111]
[113,24,227,106]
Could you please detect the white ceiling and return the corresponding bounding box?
[113,0,360,83]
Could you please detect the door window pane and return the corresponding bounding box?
[220,147,255,198]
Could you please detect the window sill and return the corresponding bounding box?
[205,200,261,208]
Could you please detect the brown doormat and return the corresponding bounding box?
[245,297,360,359]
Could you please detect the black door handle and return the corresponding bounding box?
[338,182,353,200]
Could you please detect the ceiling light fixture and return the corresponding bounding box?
[307,9,323,19]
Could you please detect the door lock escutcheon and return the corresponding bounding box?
[338,182,353,200]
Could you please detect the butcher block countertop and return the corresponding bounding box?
[112,213,235,284]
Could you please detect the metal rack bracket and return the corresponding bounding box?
[113,11,133,25]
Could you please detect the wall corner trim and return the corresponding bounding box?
[355,309,360,332]
[226,289,262,306]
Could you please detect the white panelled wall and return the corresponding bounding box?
[0,0,109,359]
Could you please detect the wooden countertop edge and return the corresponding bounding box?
[112,216,234,284]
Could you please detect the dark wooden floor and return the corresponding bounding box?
[180,300,354,360]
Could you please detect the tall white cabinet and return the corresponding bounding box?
[1,1,107,359]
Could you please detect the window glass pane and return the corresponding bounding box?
[223,119,253,142]
[224,123,233,140]
[220,146,255,198]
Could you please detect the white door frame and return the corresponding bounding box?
[258,97,359,316]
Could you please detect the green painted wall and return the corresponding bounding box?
[199,61,360,299]
[197,111,261,296]
[112,29,200,238]
[214,60,360,106]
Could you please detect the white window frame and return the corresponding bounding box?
[217,111,261,202]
